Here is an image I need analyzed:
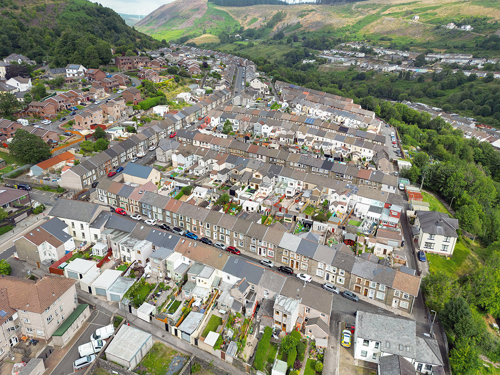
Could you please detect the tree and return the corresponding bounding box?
[126,125,137,133]
[94,138,109,151]
[440,297,480,339]
[49,76,65,88]
[450,338,481,375]
[281,334,300,354]
[93,126,106,139]
[31,83,47,101]
[23,92,32,105]
[10,129,51,164]
[421,271,456,312]
[0,208,7,221]
[80,140,95,153]
[216,193,230,205]
[182,185,194,195]
[222,120,232,135]
[0,92,21,117]
[414,53,426,67]
[0,259,11,275]
[315,362,323,373]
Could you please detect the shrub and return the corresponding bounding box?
[254,326,272,371]
[297,340,306,361]
[315,361,323,373]
[33,204,45,214]
[287,347,297,369]
[294,360,302,370]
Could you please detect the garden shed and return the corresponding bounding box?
[137,302,156,322]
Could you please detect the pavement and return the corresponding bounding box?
[28,190,60,207]
[50,310,111,375]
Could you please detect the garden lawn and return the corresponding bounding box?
[428,238,471,277]
[168,300,181,314]
[348,220,361,227]
[137,284,153,301]
[117,264,127,271]
[304,359,318,375]
[0,151,23,166]
[422,191,451,215]
[68,252,84,262]
[202,315,222,337]
[136,342,182,375]
[267,343,278,364]
[303,206,315,215]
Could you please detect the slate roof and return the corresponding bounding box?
[49,199,100,222]
[280,278,333,316]
[122,163,154,179]
[416,211,459,238]
[40,217,72,243]
[222,256,265,285]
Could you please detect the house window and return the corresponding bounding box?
[275,311,279,316]
[372,353,377,360]
[283,313,287,319]
[332,267,337,274]
[376,292,385,300]
[320,313,325,318]
[444,236,451,243]
[363,340,369,347]
[400,301,409,309]
[282,257,288,264]
[301,262,308,270]
[205,230,211,237]
[325,265,331,272]
[305,307,310,313]
[239,241,244,247]
[403,293,410,300]
[26,328,33,333]
[442,245,449,252]
[316,269,324,277]
[374,342,380,349]
[46,315,53,323]
[428,234,435,240]
[36,330,44,336]
[339,269,345,276]
[361,350,368,357]
[268,250,274,257]
[318,262,324,269]
[424,242,434,250]
[379,284,386,292]
[370,281,377,289]
[283,250,289,256]
[23,318,30,324]
[394,290,401,297]
[337,276,345,285]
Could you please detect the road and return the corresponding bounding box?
[28,189,60,207]
[380,123,400,161]
[233,66,243,96]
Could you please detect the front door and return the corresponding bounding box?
[392,299,399,308]
[363,288,368,297]
[368,289,375,299]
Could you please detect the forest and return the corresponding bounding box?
[0,0,166,67]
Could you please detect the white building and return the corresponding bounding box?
[5,76,32,92]
[414,211,459,256]
[90,269,122,296]
[153,105,169,116]
[105,325,153,369]
[66,64,87,78]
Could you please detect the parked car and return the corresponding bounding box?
[108,206,115,212]
[200,237,213,245]
[63,132,73,136]
[41,120,51,125]
[149,146,156,151]
[115,208,126,216]
[418,250,427,262]
[172,227,185,236]
[107,171,116,178]
[185,232,198,240]
[145,219,156,226]
[277,266,294,275]
[70,111,76,115]
[214,242,227,251]
[130,157,139,163]
[227,246,241,255]
[15,184,31,191]
[95,100,101,104]
[341,291,359,302]
[60,117,67,122]
[91,181,99,188]
[137,152,146,158]
[91,324,115,341]
[341,330,352,348]
[73,355,96,372]
[78,340,104,357]
[116,167,124,173]
[130,214,142,220]
[323,283,340,294]
[296,273,312,283]
[158,223,171,231]
[394,171,399,176]
[169,132,177,138]
[260,259,274,268]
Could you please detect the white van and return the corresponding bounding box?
[78,340,104,357]
[73,355,96,371]
[399,183,405,191]
[91,324,115,341]
[17,119,29,126]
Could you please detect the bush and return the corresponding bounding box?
[297,340,306,361]
[0,225,13,236]
[287,347,297,369]
[254,326,272,371]
[294,360,302,370]
[315,361,323,373]
[33,204,45,214]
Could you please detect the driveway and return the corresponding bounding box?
[51,310,111,375]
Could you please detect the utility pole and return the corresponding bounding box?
[429,310,437,337]
[419,172,426,191]
[450,196,455,208]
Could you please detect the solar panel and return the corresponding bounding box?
[0,310,7,318]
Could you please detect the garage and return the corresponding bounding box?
[95,288,106,296]
[90,270,122,297]
[106,277,135,303]
[109,293,121,302]
[67,271,79,280]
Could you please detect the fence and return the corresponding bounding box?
[97,248,112,268]
[49,251,74,275]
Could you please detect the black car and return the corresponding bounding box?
[91,181,99,188]
[108,206,115,212]
[63,132,73,136]
[200,237,213,246]
[277,266,294,275]
[60,117,67,122]
[16,183,31,191]
[342,291,359,302]
[158,223,171,231]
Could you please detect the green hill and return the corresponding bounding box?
[0,0,166,68]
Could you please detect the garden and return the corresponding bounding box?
[134,342,188,375]
[217,312,253,357]
[201,315,222,338]
[123,279,156,308]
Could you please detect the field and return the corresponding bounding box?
[421,191,451,215]
[427,239,474,277]
[136,342,185,375]
[188,34,220,44]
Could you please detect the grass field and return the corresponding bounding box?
[304,359,318,375]
[0,151,23,167]
[136,342,183,375]
[428,239,473,277]
[267,343,278,364]
[201,315,222,337]
[421,191,451,215]
[188,34,220,45]
[93,368,111,375]
[117,264,127,271]
[168,300,181,314]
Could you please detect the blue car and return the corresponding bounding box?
[116,167,124,173]
[70,111,76,115]
[418,250,427,262]
[185,232,198,240]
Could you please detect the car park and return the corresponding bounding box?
[107,171,116,178]
[296,273,312,282]
[73,355,96,372]
[115,208,126,216]
[260,259,274,268]
[214,242,227,251]
[227,246,241,255]
[341,330,352,348]
[323,283,340,294]
[418,250,427,262]
[185,232,198,240]
[200,237,213,245]
[341,291,359,302]
[159,223,171,231]
[145,219,156,226]
[172,227,185,236]
[116,167,124,173]
[277,266,294,275]
[130,214,142,220]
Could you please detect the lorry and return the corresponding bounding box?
[78,340,104,357]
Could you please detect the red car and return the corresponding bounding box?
[227,246,241,255]
[115,208,126,215]
[169,132,177,138]
[108,171,116,178]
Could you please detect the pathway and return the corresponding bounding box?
[299,342,310,375]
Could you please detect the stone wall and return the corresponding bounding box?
[185,356,228,375]
[95,359,137,375]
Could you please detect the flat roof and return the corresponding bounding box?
[178,312,204,335]
[66,258,96,274]
[107,277,135,296]
[52,304,88,336]
[91,269,122,290]
[105,325,152,362]
[138,302,156,315]
[205,331,220,347]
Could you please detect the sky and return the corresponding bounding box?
[90,0,174,16]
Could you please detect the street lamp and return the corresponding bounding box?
[450,196,456,208]
[429,310,437,337]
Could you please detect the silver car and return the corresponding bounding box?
[323,283,340,294]
[214,242,227,251]
[260,259,274,268]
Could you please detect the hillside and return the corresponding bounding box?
[137,0,500,46]
[0,0,165,67]
[118,13,144,26]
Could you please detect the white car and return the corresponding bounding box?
[149,146,156,151]
[214,242,227,251]
[95,100,101,104]
[41,120,51,125]
[130,157,139,163]
[117,90,123,94]
[260,259,274,268]
[296,273,312,283]
[130,214,142,220]
[145,219,156,226]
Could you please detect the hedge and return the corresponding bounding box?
[139,97,162,110]
[297,340,306,361]
[287,347,297,369]
[254,326,272,371]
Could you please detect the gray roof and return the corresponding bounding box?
[178,311,204,335]
[40,217,72,243]
[146,229,180,249]
[104,214,138,233]
[18,359,44,375]
[107,277,135,297]
[150,246,174,261]
[415,337,444,366]
[222,256,265,285]
[379,355,416,375]
[258,270,286,294]
[188,262,205,276]
[356,312,416,359]
[305,317,330,336]
[296,239,319,259]
[49,199,100,223]
[331,251,356,271]
[280,278,333,316]
[122,163,154,179]
[351,258,397,286]
[416,211,459,238]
